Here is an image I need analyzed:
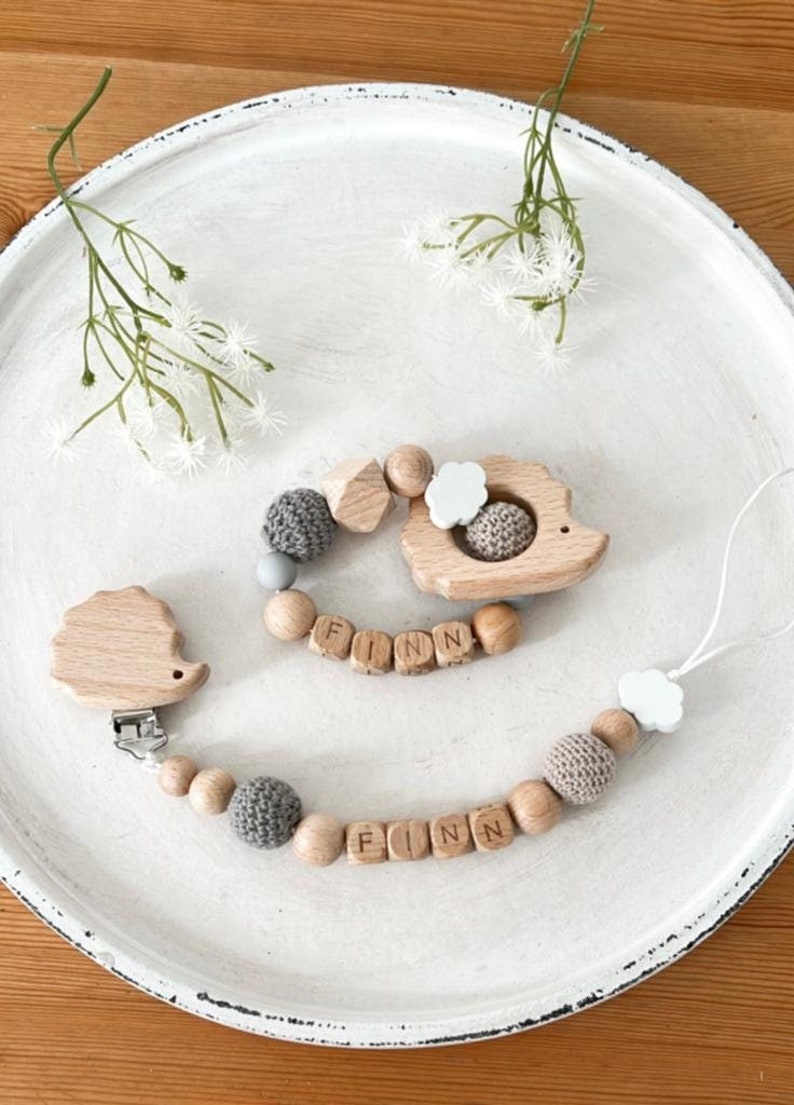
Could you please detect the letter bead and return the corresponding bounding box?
[350,630,393,674]
[386,819,429,861]
[346,821,387,865]
[429,813,473,859]
[309,614,355,660]
[468,804,515,852]
[432,620,475,667]
[393,630,437,675]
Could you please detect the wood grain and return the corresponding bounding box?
[1,1,794,1100]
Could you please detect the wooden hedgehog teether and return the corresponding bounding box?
[51,585,209,710]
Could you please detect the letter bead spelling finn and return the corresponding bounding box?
[258,444,609,677]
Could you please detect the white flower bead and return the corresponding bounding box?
[424,461,488,530]
[618,669,684,733]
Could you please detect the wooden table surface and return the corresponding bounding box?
[1,2,793,1101]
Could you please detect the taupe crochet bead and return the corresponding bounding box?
[464,501,536,562]
[544,732,616,805]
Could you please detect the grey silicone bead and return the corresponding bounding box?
[543,732,616,806]
[228,776,303,849]
[256,551,298,591]
[465,501,537,562]
[262,488,335,563]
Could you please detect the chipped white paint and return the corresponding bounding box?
[618,669,684,733]
[1,84,794,1048]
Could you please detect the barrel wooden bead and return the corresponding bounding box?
[188,768,236,815]
[158,755,199,797]
[292,813,345,867]
[384,444,434,498]
[508,779,561,835]
[471,602,522,655]
[263,589,317,641]
[591,708,639,756]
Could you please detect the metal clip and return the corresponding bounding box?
[111,708,169,760]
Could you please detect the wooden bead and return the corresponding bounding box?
[429,813,472,859]
[591,708,639,756]
[322,458,395,533]
[384,444,434,498]
[309,614,355,660]
[188,768,236,815]
[350,629,393,674]
[263,589,316,641]
[471,603,522,655]
[393,630,437,675]
[345,821,387,865]
[432,620,475,667]
[292,813,344,867]
[507,780,561,835]
[158,755,198,797]
[386,819,429,862]
[468,804,515,852]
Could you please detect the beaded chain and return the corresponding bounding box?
[258,443,606,675]
[50,469,794,869]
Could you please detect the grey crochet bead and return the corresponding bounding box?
[464,501,537,562]
[262,488,335,563]
[228,776,302,849]
[543,732,616,806]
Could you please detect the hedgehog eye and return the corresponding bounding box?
[560,525,570,534]
[172,670,184,680]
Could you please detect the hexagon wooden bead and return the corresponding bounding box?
[508,779,561,835]
[293,813,345,867]
[471,603,522,655]
[591,708,639,756]
[384,445,434,498]
[321,458,395,533]
[263,589,316,641]
[188,768,236,815]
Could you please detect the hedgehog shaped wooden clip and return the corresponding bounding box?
[51,586,209,756]
[401,455,609,601]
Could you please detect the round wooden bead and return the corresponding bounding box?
[508,779,561,835]
[158,755,199,797]
[263,589,316,641]
[384,444,434,498]
[292,813,345,867]
[471,602,522,655]
[188,768,236,815]
[591,708,639,756]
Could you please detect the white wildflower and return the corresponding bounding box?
[537,223,582,300]
[215,319,256,370]
[398,220,427,263]
[214,436,249,475]
[242,393,287,438]
[480,274,523,320]
[124,394,160,441]
[43,416,86,464]
[158,360,200,403]
[162,291,205,353]
[164,434,207,477]
[533,330,575,376]
[425,244,470,291]
[501,240,543,283]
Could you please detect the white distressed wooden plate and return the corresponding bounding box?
[1,83,793,1048]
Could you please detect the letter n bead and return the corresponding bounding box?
[468,804,514,852]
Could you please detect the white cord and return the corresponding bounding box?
[667,467,794,682]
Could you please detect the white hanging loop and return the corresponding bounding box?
[666,467,794,682]
[618,467,794,734]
